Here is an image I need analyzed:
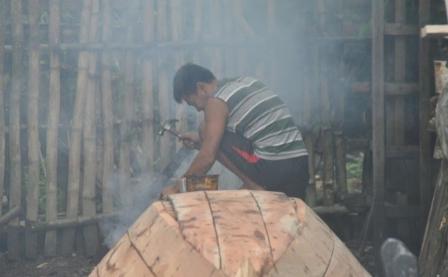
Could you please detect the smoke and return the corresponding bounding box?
[99,145,241,248]
[98,148,191,248]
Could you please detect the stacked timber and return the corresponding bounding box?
[89,190,370,277]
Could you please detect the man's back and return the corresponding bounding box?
[214,77,308,160]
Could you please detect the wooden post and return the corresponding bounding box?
[82,0,99,257]
[335,133,347,196]
[101,0,114,214]
[372,0,386,269]
[319,50,335,205]
[0,0,6,217]
[44,0,61,257]
[8,0,24,260]
[418,0,432,241]
[62,0,92,255]
[322,128,335,206]
[26,0,41,259]
[393,0,406,145]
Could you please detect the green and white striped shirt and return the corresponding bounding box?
[215,77,308,160]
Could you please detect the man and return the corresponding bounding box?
[163,63,309,198]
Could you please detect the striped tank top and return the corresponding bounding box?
[214,77,308,160]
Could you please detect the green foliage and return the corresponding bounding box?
[346,152,364,192]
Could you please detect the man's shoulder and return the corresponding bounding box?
[216,77,263,98]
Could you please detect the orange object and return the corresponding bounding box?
[90,190,370,277]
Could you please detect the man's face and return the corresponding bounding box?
[183,91,205,111]
[182,83,209,111]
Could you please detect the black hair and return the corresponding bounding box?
[172,63,216,103]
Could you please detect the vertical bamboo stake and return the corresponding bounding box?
[26,0,41,259]
[101,0,114,214]
[8,0,24,260]
[44,0,61,257]
[157,0,172,169]
[0,0,6,217]
[119,0,136,206]
[193,0,204,42]
[188,0,204,130]
[142,0,155,173]
[62,0,92,255]
[171,0,186,151]
[267,0,275,83]
[210,0,222,77]
[82,0,99,257]
[232,0,246,76]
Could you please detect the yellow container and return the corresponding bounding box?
[185,175,219,192]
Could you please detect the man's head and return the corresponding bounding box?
[173,63,217,111]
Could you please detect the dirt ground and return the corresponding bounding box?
[0,254,97,277]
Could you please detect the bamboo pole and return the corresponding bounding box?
[193,0,204,42]
[171,0,186,151]
[119,0,137,206]
[62,0,92,255]
[267,0,276,86]
[82,0,99,257]
[232,0,246,76]
[29,212,120,231]
[187,0,204,130]
[101,0,114,214]
[8,0,24,260]
[157,0,173,169]
[0,0,6,218]
[0,206,21,228]
[25,0,41,259]
[44,0,61,256]
[210,0,222,77]
[142,0,155,173]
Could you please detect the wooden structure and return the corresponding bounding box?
[369,0,434,258]
[89,190,370,277]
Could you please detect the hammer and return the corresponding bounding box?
[158,119,200,149]
[158,119,182,139]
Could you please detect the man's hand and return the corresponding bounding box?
[180,132,200,149]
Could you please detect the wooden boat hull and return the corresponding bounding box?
[90,190,370,277]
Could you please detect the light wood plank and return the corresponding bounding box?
[207,190,272,276]
[421,25,448,38]
[250,191,297,262]
[128,203,219,277]
[169,192,221,268]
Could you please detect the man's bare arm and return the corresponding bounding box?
[184,98,228,176]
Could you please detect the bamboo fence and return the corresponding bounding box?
[0,0,380,258]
